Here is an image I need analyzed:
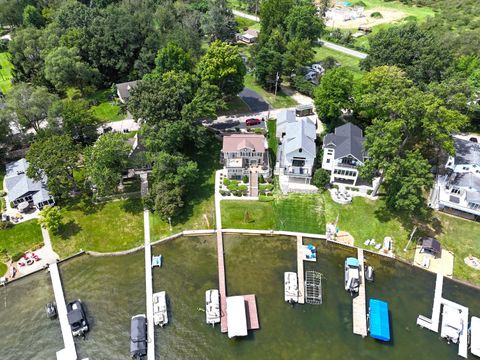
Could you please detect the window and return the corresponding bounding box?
[326,159,330,163]
[451,187,461,195]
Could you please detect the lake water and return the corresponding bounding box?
[0,234,479,360]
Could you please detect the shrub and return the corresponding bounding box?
[370,12,383,18]
[354,1,367,7]
[333,184,339,189]
[223,178,231,186]
[259,195,274,202]
[312,169,330,190]
[0,221,12,230]
[259,174,265,183]
[11,251,24,262]
[292,75,315,97]
[367,189,373,195]
[219,190,230,196]
[227,182,239,192]
[0,191,6,197]
[242,175,249,183]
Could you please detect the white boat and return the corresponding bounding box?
[284,272,298,303]
[345,257,360,294]
[441,304,464,344]
[470,316,480,357]
[153,291,168,327]
[205,289,220,326]
[365,266,374,282]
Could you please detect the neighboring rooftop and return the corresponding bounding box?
[453,137,480,166]
[284,118,316,157]
[116,80,139,103]
[323,123,365,161]
[222,134,266,153]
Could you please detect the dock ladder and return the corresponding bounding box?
[305,271,323,305]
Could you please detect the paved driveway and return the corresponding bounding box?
[239,88,270,112]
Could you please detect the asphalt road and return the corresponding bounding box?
[239,88,270,112]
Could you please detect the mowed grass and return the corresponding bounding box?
[219,95,251,116]
[0,52,13,93]
[51,199,144,257]
[222,200,275,229]
[0,220,43,272]
[88,89,126,123]
[358,0,434,21]
[235,16,260,31]
[313,46,364,79]
[244,74,298,109]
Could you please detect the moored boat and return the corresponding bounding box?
[130,314,147,360]
[153,291,168,327]
[45,302,57,319]
[441,304,464,344]
[66,299,89,337]
[205,289,220,326]
[284,272,298,304]
[345,257,360,294]
[470,316,480,357]
[365,266,374,282]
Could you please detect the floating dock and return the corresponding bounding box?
[417,274,468,358]
[143,210,155,360]
[296,235,305,304]
[49,262,77,360]
[352,248,367,337]
[244,294,260,330]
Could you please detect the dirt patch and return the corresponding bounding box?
[325,7,407,29]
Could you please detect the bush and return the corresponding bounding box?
[227,182,239,192]
[242,175,249,183]
[370,12,383,18]
[292,75,315,97]
[0,221,12,230]
[259,195,275,202]
[220,190,230,196]
[0,191,6,197]
[223,178,231,186]
[367,189,373,195]
[11,251,24,262]
[259,174,265,183]
[312,169,330,190]
[0,39,8,52]
[354,1,367,6]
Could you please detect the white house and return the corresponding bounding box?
[322,123,368,186]
[221,134,270,180]
[276,109,317,193]
[431,137,480,219]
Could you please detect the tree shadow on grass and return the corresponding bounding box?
[58,220,82,240]
[121,197,144,214]
[62,196,104,215]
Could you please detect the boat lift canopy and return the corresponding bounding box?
[346,257,360,267]
[226,296,248,338]
[369,299,391,342]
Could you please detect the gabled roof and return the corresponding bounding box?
[276,109,296,128]
[116,80,139,102]
[4,159,52,205]
[284,118,316,157]
[454,137,480,166]
[323,122,365,161]
[222,134,265,152]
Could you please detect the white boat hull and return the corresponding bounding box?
[153,291,168,327]
[284,272,298,303]
[206,289,220,325]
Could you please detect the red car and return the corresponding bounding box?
[246,118,261,126]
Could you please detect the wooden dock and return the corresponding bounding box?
[296,235,305,304]
[217,230,228,333]
[244,294,260,330]
[49,263,77,360]
[352,248,367,337]
[143,210,155,360]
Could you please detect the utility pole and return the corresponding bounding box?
[274,72,279,98]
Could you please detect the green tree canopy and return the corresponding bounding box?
[38,205,63,233]
[259,0,294,35]
[8,27,45,84]
[152,42,194,77]
[253,46,283,91]
[197,40,246,97]
[84,133,130,196]
[22,4,44,28]
[201,0,236,42]
[285,4,324,42]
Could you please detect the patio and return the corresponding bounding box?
[413,238,454,278]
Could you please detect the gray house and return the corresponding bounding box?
[4,159,54,210]
[116,80,139,104]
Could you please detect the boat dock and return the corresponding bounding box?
[49,262,77,360]
[143,210,155,360]
[217,230,228,333]
[297,235,305,304]
[352,248,367,337]
[417,274,468,358]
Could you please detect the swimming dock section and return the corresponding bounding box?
[143,209,155,360]
[352,248,367,337]
[49,262,77,360]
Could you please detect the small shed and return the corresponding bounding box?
[420,237,442,257]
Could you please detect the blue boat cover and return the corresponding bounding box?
[369,299,390,342]
[346,257,359,267]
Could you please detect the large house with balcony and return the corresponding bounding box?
[221,134,270,180]
[322,123,368,186]
[430,137,480,220]
[276,109,317,193]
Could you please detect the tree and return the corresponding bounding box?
[197,40,246,97]
[312,169,330,190]
[152,42,194,77]
[314,68,353,123]
[283,38,315,76]
[253,46,283,91]
[26,134,80,197]
[285,4,324,42]
[38,205,63,233]
[361,23,452,84]
[181,82,226,120]
[8,28,45,84]
[4,83,57,132]
[152,181,184,220]
[44,47,99,92]
[0,0,33,27]
[84,133,130,196]
[129,71,197,125]
[50,99,99,145]
[259,0,294,35]
[201,0,236,42]
[22,4,44,28]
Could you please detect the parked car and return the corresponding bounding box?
[469,137,478,143]
[246,118,261,126]
[130,314,147,359]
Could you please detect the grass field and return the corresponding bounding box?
[220,191,480,286]
[0,52,13,94]
[313,46,364,78]
[219,96,251,116]
[235,16,260,31]
[0,220,44,273]
[51,199,145,257]
[88,89,126,123]
[357,0,434,21]
[244,74,298,109]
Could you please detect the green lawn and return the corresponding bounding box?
[51,199,144,257]
[244,74,298,109]
[235,16,259,31]
[221,200,275,229]
[357,0,434,22]
[313,46,364,79]
[0,220,43,268]
[0,52,13,94]
[88,89,126,123]
[219,95,251,116]
[267,120,278,162]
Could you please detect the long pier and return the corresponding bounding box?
[217,230,228,333]
[297,235,305,304]
[352,248,367,337]
[143,209,155,360]
[49,263,77,360]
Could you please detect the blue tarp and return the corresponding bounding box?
[369,299,390,342]
[346,257,359,267]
